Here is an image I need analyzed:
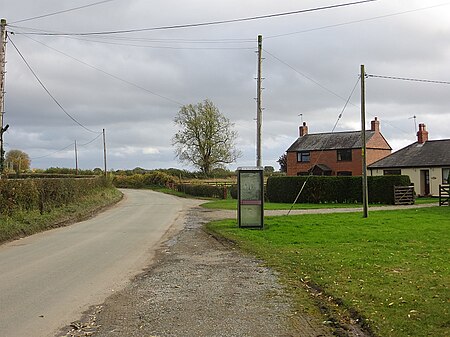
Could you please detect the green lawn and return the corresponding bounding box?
[201,198,439,210]
[206,207,449,337]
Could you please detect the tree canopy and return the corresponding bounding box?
[172,99,241,176]
[5,149,31,172]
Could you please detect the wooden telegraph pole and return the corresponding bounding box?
[0,19,7,174]
[360,65,369,218]
[256,35,263,167]
[74,140,79,175]
[102,129,107,177]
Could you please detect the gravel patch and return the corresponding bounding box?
[62,206,336,337]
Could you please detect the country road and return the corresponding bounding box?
[0,189,201,337]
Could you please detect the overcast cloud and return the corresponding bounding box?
[1,0,450,171]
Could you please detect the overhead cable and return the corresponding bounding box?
[266,2,450,39]
[20,34,184,106]
[367,74,450,85]
[11,0,117,24]
[13,0,377,36]
[8,36,99,134]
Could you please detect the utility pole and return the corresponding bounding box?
[256,35,263,167]
[0,19,7,175]
[74,140,78,175]
[102,129,107,177]
[360,64,369,218]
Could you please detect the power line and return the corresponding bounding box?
[14,0,377,36]
[264,48,352,103]
[30,132,102,160]
[11,0,118,24]
[367,74,450,85]
[19,34,184,106]
[30,143,74,160]
[266,2,450,39]
[8,36,99,134]
[264,49,412,136]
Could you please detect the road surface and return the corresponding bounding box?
[0,189,200,337]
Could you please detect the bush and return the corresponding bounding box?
[0,176,109,215]
[266,175,411,204]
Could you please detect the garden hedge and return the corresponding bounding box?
[0,176,109,216]
[266,175,411,204]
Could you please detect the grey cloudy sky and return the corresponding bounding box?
[2,0,450,171]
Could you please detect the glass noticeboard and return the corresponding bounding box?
[237,167,264,228]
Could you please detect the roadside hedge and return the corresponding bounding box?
[176,183,226,199]
[112,171,176,189]
[0,176,109,216]
[266,175,411,204]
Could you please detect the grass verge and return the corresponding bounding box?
[206,207,449,337]
[202,197,439,210]
[0,187,123,244]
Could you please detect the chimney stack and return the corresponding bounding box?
[371,117,380,132]
[299,121,308,137]
[417,123,428,144]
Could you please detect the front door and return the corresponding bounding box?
[420,170,430,196]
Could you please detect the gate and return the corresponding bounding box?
[394,185,415,205]
[439,185,449,206]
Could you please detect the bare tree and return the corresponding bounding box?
[172,99,241,176]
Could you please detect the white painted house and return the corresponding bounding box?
[368,124,450,197]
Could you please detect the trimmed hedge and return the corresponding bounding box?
[0,176,109,216]
[176,184,226,199]
[266,175,411,204]
[112,171,176,189]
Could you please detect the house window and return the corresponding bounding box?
[297,151,310,162]
[383,169,401,175]
[337,150,352,161]
[297,171,309,176]
[443,168,450,184]
[337,171,352,176]
[337,149,352,161]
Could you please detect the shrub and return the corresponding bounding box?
[266,175,411,204]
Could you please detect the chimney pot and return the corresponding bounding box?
[417,123,429,144]
[299,121,308,137]
[371,117,380,132]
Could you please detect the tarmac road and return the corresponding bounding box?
[0,189,200,337]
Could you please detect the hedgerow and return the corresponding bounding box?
[0,176,110,216]
[112,171,176,189]
[176,183,226,199]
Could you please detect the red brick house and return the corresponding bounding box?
[286,117,392,176]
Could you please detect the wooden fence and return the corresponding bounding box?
[394,185,415,205]
[439,184,449,206]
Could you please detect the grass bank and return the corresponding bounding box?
[0,187,123,244]
[206,207,449,337]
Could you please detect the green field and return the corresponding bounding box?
[206,207,449,337]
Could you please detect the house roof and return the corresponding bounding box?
[287,130,376,152]
[369,139,450,169]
